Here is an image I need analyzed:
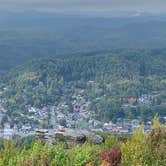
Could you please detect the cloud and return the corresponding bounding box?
[0,0,166,13]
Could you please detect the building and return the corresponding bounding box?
[3,128,13,140]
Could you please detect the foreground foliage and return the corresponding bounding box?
[0,119,165,166]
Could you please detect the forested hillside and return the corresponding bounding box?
[1,49,166,125]
[1,12,166,73]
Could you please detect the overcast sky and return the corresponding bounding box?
[0,0,166,13]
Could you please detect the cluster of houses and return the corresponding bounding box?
[103,118,152,134]
[1,116,164,140]
[28,106,50,121]
[0,86,165,140]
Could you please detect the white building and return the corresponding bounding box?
[3,128,13,140]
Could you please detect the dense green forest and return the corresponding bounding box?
[1,49,166,124]
[0,118,165,166]
[1,12,166,74]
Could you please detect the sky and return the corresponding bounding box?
[0,0,166,13]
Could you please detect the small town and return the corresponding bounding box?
[0,82,165,141]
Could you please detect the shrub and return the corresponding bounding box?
[97,147,121,166]
[68,143,102,166]
[104,136,119,149]
[148,127,166,165]
[121,128,150,166]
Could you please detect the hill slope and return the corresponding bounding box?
[0,49,166,125]
[1,12,166,73]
